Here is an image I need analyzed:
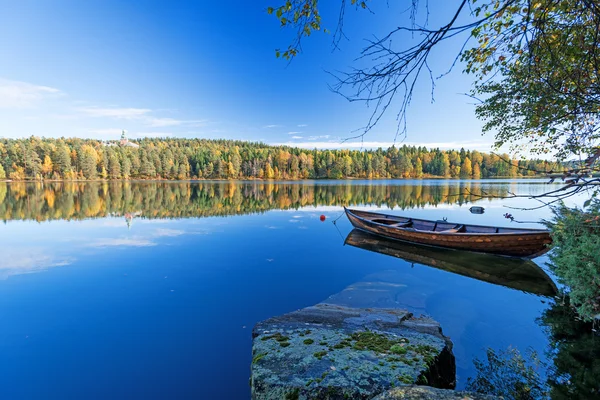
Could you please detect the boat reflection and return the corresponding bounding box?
[344,229,558,297]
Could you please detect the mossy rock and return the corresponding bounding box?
[251,304,455,400]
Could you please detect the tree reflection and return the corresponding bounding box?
[466,347,549,399]
[540,298,600,400]
[466,298,600,400]
[0,181,536,222]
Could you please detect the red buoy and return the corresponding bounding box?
[320,215,326,222]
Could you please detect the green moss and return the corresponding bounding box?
[285,388,299,400]
[261,332,290,342]
[303,338,314,345]
[260,332,291,347]
[378,361,385,366]
[319,341,328,346]
[333,339,352,349]
[350,331,410,354]
[415,344,438,354]
[321,371,329,379]
[390,344,408,355]
[252,352,267,364]
[390,364,397,370]
[412,357,420,362]
[305,379,313,386]
[417,374,429,385]
[398,374,413,384]
[314,351,328,360]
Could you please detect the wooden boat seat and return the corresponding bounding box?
[371,218,412,227]
[440,224,465,233]
[393,221,413,228]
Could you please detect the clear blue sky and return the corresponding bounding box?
[0,0,494,151]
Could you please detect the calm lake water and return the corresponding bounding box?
[0,180,595,399]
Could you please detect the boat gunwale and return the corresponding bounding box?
[344,207,550,236]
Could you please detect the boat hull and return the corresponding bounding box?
[345,208,552,258]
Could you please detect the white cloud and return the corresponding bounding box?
[78,106,151,119]
[287,131,302,135]
[133,131,175,138]
[148,118,207,128]
[0,249,72,279]
[291,136,303,139]
[88,238,156,248]
[0,78,62,108]
[147,117,182,127]
[79,107,207,130]
[88,128,123,137]
[263,124,282,128]
[297,124,308,127]
[187,120,209,128]
[152,228,185,237]
[272,140,493,151]
[308,135,330,140]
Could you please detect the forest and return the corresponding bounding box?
[0,137,562,181]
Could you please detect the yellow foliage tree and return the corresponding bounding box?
[41,155,53,178]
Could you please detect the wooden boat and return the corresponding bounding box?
[344,207,552,258]
[345,229,558,297]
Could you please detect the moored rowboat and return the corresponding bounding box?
[344,207,552,258]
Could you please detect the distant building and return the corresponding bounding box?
[124,211,143,229]
[103,131,140,148]
[120,130,139,148]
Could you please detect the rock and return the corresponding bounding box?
[373,385,499,399]
[250,303,455,400]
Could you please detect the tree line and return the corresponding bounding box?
[0,137,562,181]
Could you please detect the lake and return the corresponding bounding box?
[0,180,595,399]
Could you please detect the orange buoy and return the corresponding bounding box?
[320,215,326,221]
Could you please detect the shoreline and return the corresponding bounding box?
[0,176,554,184]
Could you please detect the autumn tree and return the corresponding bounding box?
[41,155,53,178]
[414,157,423,178]
[80,145,98,179]
[461,156,472,178]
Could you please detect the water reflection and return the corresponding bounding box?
[0,180,554,222]
[1,179,594,399]
[344,229,558,297]
[540,298,600,399]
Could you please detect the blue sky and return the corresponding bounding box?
[0,0,494,151]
